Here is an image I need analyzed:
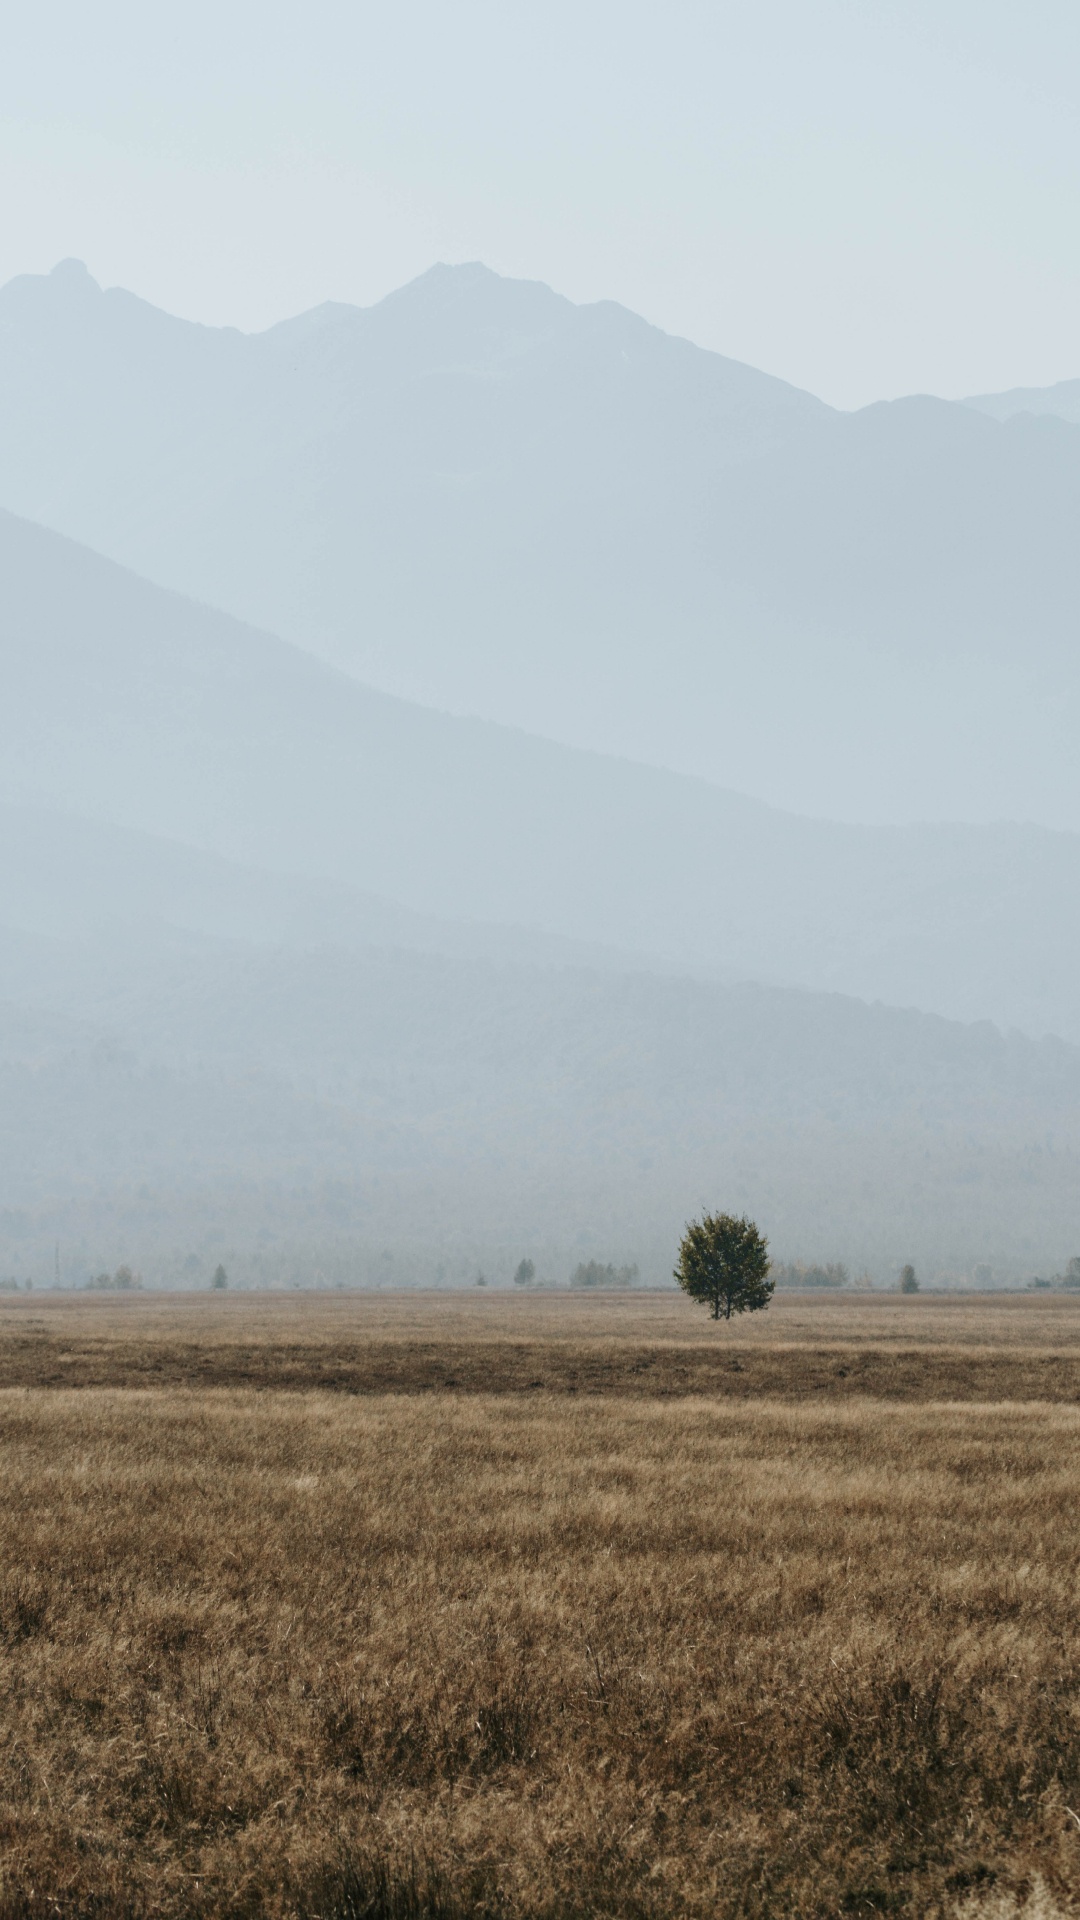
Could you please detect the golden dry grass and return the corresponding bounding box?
[4,1290,1080,1400]
[4,1296,1080,1916]
[11,1287,1080,1351]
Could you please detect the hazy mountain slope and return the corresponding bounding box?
[2,261,1079,824]
[0,997,360,1197]
[31,938,1080,1137]
[2,939,1079,1284]
[3,508,1080,1040]
[0,802,647,973]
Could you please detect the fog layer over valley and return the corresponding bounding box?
[2,259,1080,827]
[4,927,1080,1288]
[1,503,1079,1285]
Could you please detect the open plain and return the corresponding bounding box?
[4,1291,1080,1918]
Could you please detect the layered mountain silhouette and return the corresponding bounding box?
[3,260,1079,1284]
[965,378,1080,426]
[2,259,1078,827]
[1,504,1078,1279]
[3,506,1080,1042]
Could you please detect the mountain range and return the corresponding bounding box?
[1,506,1079,1283]
[2,258,1079,827]
[1,260,1079,1284]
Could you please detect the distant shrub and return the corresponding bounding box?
[211,1265,228,1290]
[513,1259,535,1287]
[86,1267,142,1292]
[0,1277,20,1292]
[900,1265,919,1294]
[1063,1257,1080,1291]
[570,1261,640,1289]
[771,1261,849,1289]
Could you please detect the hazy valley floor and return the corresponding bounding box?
[6,1289,1080,1401]
[3,1294,1080,1917]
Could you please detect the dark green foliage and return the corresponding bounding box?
[211,1264,228,1290]
[900,1264,919,1294]
[674,1212,772,1321]
[513,1259,535,1287]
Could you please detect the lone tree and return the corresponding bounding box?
[514,1258,535,1287]
[211,1264,228,1290]
[899,1264,919,1294]
[674,1212,772,1322]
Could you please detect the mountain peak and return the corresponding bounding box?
[423,260,499,283]
[49,258,98,288]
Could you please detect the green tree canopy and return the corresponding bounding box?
[900,1264,919,1294]
[674,1212,772,1322]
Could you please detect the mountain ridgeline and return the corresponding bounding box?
[0,261,1078,1285]
[1,259,1079,827]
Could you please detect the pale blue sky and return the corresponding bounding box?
[4,0,1080,407]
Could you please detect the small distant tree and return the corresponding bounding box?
[1064,1257,1080,1291]
[770,1260,849,1290]
[211,1264,228,1290]
[674,1212,772,1322]
[514,1259,535,1287]
[570,1261,639,1289]
[900,1264,919,1294]
[87,1266,141,1291]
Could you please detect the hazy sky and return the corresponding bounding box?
[4,0,1080,408]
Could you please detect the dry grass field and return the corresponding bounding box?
[4,1292,1080,1917]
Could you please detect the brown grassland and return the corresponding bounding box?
[4,1291,1080,1917]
